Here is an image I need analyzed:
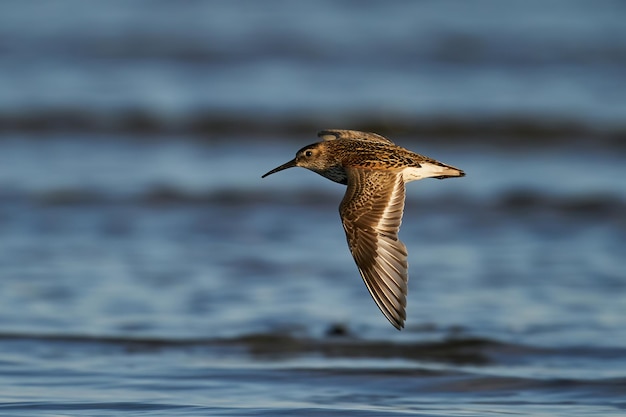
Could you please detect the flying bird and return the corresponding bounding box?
[262,129,465,329]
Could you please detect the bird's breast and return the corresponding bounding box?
[317,165,348,185]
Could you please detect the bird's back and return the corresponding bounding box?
[327,140,434,171]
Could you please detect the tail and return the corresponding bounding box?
[431,162,465,180]
[402,159,465,182]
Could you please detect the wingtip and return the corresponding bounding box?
[317,129,340,141]
[379,298,407,331]
[317,129,395,144]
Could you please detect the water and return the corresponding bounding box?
[1,1,625,416]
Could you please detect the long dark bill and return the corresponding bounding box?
[261,159,297,178]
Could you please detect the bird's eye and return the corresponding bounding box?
[305,150,313,157]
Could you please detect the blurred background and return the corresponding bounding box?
[0,1,625,415]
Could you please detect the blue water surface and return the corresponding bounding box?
[0,1,625,416]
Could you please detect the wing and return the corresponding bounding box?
[339,168,408,329]
[318,129,395,145]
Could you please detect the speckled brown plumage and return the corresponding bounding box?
[262,129,465,330]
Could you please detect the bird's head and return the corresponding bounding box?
[262,142,329,178]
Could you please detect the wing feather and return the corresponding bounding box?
[339,168,409,329]
[318,129,395,145]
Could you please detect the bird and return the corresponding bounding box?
[262,129,465,330]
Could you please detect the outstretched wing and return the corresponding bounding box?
[339,168,408,329]
[318,129,395,145]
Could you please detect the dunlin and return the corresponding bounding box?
[262,129,465,330]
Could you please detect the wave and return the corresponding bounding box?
[4,187,623,217]
[0,329,497,364]
[0,187,337,207]
[1,108,625,148]
[494,189,626,217]
[2,331,624,411]
[2,330,625,371]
